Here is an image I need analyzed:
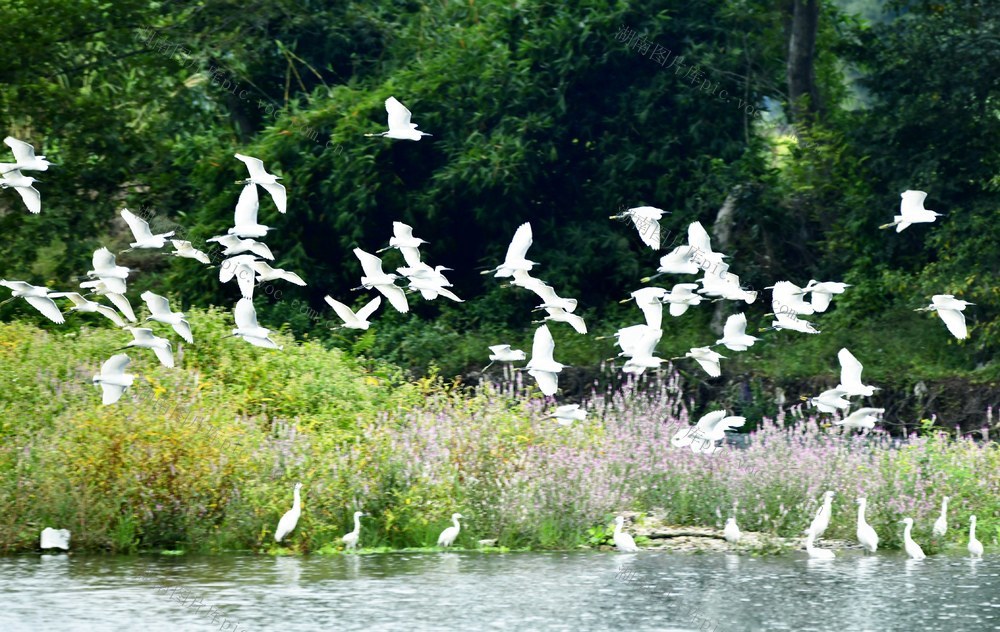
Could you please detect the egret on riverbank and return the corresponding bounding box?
[932,497,949,537]
[968,516,983,559]
[804,527,834,559]
[342,511,366,550]
[437,513,463,547]
[856,497,878,554]
[613,515,639,552]
[724,518,741,544]
[807,491,836,539]
[902,518,926,560]
[275,483,302,542]
[39,528,70,550]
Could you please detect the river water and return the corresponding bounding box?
[2,550,998,631]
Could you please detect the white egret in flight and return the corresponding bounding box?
[671,410,744,453]
[170,240,212,265]
[79,279,136,322]
[231,298,281,349]
[229,183,270,238]
[208,234,274,260]
[365,97,432,141]
[525,324,564,396]
[2,136,53,172]
[610,206,667,249]
[437,513,463,547]
[353,248,408,313]
[716,313,759,351]
[880,190,942,232]
[219,254,259,300]
[836,348,878,397]
[483,344,526,371]
[57,292,126,327]
[324,295,381,330]
[378,222,428,266]
[250,260,306,286]
[91,354,134,405]
[141,291,193,343]
[621,287,668,329]
[0,169,41,214]
[482,222,535,278]
[835,407,884,431]
[916,294,973,339]
[802,388,850,413]
[235,153,286,213]
[120,327,174,367]
[682,346,726,378]
[274,483,302,542]
[803,280,849,312]
[0,280,65,323]
[120,208,174,251]
[549,404,587,425]
[661,283,703,316]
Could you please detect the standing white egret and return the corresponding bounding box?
[353,248,408,313]
[0,280,65,323]
[968,515,983,559]
[549,404,586,425]
[834,407,884,431]
[120,208,174,251]
[803,280,849,312]
[661,283,703,316]
[229,183,270,238]
[208,234,275,260]
[342,511,366,550]
[916,295,973,340]
[274,483,302,542]
[716,313,760,351]
[856,497,878,554]
[170,240,212,265]
[879,190,942,232]
[524,324,564,396]
[807,491,836,539]
[803,388,851,413]
[804,527,835,559]
[57,292,126,327]
[234,153,286,213]
[723,517,742,544]
[836,348,879,397]
[610,206,667,249]
[140,291,193,343]
[932,496,949,537]
[91,354,134,405]
[613,515,639,552]
[365,96,432,141]
[230,298,281,349]
[324,295,382,330]
[120,327,174,367]
[437,513,463,547]
[901,518,926,560]
[483,344,526,371]
[39,528,70,550]
[482,222,535,278]
[2,136,53,172]
[249,260,306,286]
[0,169,41,214]
[683,346,726,378]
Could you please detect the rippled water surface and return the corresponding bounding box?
[2,550,999,631]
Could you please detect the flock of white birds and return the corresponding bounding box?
[5,98,977,553]
[612,491,984,561]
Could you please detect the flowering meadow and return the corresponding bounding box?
[1,311,997,554]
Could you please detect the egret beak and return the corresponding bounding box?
[618,297,633,304]
[877,222,895,230]
[375,246,391,253]
[481,361,495,372]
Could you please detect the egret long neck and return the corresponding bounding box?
[970,520,976,540]
[292,489,301,510]
[353,514,361,532]
[452,516,461,530]
[857,501,866,525]
[904,523,912,541]
[941,498,948,515]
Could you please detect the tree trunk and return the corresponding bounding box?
[787,0,822,124]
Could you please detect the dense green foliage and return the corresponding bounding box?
[1,0,996,385]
